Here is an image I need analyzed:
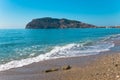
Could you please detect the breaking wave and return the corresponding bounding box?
[0,40,114,71]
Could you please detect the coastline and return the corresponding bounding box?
[0,51,120,80]
[0,31,120,80]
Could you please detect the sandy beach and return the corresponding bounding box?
[0,33,120,80]
[0,51,120,80]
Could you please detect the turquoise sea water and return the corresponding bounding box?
[0,28,120,71]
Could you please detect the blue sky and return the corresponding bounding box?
[0,0,120,28]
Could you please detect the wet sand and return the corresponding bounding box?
[0,54,99,80]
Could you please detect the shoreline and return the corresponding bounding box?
[0,37,120,80]
[0,38,116,72]
[0,30,119,72]
[0,51,120,80]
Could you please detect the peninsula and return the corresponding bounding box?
[26,17,97,29]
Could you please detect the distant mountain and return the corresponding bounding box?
[26,17,97,29]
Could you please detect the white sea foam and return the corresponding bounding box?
[104,34,120,41]
[0,42,115,71]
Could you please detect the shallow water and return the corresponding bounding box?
[0,28,120,71]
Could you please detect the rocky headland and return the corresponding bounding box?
[26,17,97,29]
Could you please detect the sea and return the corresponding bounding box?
[0,28,120,71]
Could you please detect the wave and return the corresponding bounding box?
[103,34,120,41]
[0,40,115,71]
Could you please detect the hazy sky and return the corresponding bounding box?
[0,0,120,29]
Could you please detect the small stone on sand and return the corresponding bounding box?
[62,65,71,70]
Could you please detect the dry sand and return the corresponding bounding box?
[57,53,120,80]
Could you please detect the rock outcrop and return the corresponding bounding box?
[26,17,97,29]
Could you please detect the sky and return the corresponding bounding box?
[0,0,120,29]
